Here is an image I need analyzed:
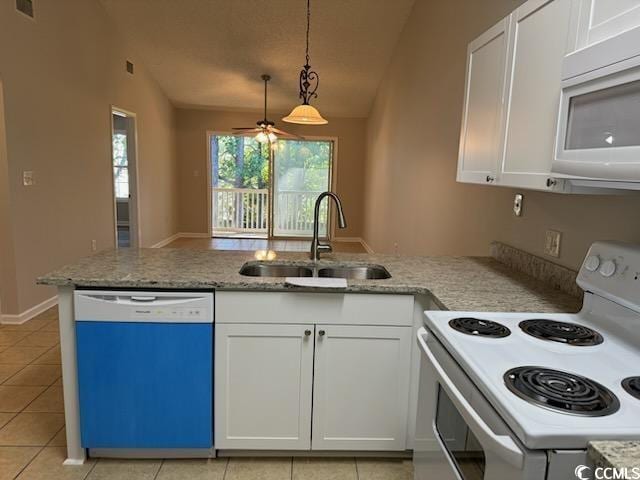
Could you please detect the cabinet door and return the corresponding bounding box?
[499,0,578,190]
[312,325,412,451]
[214,323,314,450]
[457,17,510,185]
[576,0,640,48]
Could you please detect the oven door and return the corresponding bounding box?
[553,55,640,184]
[414,327,547,480]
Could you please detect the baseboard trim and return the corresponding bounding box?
[333,236,363,243]
[1,295,58,325]
[333,236,373,253]
[149,233,181,248]
[150,232,210,248]
[178,232,211,239]
[360,238,374,254]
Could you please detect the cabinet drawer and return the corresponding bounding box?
[215,292,413,326]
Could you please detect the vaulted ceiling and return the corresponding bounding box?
[99,0,415,118]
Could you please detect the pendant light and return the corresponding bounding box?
[282,0,328,125]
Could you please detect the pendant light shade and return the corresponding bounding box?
[282,104,327,125]
[283,0,328,125]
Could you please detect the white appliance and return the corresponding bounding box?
[414,241,640,480]
[553,26,640,189]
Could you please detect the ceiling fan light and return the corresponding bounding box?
[268,132,278,143]
[255,131,269,143]
[282,104,328,125]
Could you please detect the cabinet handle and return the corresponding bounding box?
[318,330,326,337]
[304,329,311,337]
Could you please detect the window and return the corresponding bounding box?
[112,133,129,198]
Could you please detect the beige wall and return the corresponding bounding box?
[0,79,19,314]
[363,0,640,270]
[176,108,366,239]
[0,0,179,315]
[363,0,522,257]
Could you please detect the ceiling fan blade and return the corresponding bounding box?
[270,127,304,139]
[232,127,259,131]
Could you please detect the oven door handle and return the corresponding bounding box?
[417,327,524,469]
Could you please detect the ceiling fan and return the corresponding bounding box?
[233,74,302,146]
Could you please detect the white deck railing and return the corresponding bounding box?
[212,188,327,236]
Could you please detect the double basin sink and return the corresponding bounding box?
[239,262,391,280]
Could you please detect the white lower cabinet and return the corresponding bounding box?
[214,323,314,450]
[214,293,415,452]
[311,325,412,451]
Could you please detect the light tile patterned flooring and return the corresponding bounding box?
[0,308,412,480]
[165,237,367,253]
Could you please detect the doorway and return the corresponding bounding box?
[111,108,139,248]
[208,134,334,239]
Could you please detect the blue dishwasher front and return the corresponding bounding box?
[74,291,213,450]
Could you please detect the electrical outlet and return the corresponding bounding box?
[393,242,399,254]
[91,240,97,252]
[544,230,561,258]
[23,171,34,186]
[513,193,523,217]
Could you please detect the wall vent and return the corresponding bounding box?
[16,0,34,18]
[126,61,134,75]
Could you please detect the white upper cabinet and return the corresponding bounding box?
[575,0,640,48]
[457,0,584,192]
[457,18,511,185]
[499,0,579,190]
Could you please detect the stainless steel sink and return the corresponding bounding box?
[318,265,391,280]
[239,263,314,277]
[239,262,391,280]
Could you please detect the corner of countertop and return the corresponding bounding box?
[589,441,640,470]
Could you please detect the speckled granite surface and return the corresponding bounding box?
[38,248,582,313]
[490,241,583,298]
[589,441,640,470]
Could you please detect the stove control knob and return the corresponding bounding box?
[584,255,600,272]
[599,260,617,278]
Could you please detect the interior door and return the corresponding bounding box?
[457,17,510,185]
[499,0,578,190]
[214,323,314,450]
[272,139,333,238]
[311,324,412,451]
[111,109,138,248]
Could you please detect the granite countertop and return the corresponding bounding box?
[589,441,640,470]
[38,248,581,313]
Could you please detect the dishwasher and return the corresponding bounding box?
[74,290,214,456]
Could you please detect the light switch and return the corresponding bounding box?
[23,171,34,186]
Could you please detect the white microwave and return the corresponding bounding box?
[553,28,640,189]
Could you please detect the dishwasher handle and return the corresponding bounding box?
[129,296,158,302]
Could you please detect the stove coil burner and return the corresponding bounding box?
[519,319,604,346]
[622,377,640,400]
[449,317,511,338]
[504,366,619,416]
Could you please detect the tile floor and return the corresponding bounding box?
[0,307,413,480]
[165,237,367,253]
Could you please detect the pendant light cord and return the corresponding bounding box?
[305,0,311,66]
